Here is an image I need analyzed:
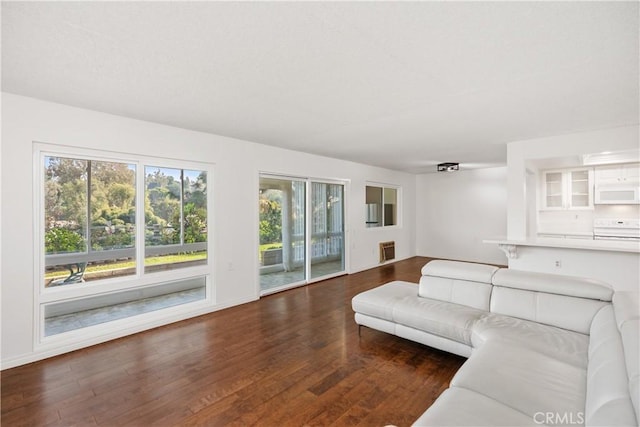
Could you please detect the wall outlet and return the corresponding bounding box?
[555,260,562,268]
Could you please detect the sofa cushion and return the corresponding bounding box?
[418,276,493,311]
[586,304,638,427]
[491,268,613,301]
[613,291,640,423]
[351,281,417,321]
[418,260,497,311]
[421,260,499,284]
[393,298,486,346]
[490,285,608,334]
[412,387,536,427]
[451,340,587,422]
[395,324,473,358]
[471,312,589,368]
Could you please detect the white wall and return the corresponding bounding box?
[1,93,416,367]
[505,125,640,292]
[416,167,508,265]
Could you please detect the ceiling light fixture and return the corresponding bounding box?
[437,162,459,172]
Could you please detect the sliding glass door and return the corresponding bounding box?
[310,182,344,279]
[259,175,345,294]
[259,176,306,293]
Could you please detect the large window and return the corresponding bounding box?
[144,166,207,272]
[44,156,137,285]
[39,148,211,339]
[365,184,399,227]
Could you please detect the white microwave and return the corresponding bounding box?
[595,186,640,204]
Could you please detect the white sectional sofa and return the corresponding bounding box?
[351,260,639,426]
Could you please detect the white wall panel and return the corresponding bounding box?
[416,167,508,265]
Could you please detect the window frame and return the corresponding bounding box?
[365,182,401,228]
[34,143,214,343]
[258,172,349,294]
[42,156,138,279]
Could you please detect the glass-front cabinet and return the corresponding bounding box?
[541,168,593,210]
[544,171,564,208]
[569,169,591,208]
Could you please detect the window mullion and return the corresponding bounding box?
[136,163,146,276]
[180,169,185,246]
[86,161,92,254]
[381,186,385,227]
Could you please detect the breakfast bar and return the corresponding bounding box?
[484,237,640,292]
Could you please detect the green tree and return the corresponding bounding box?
[183,203,207,243]
[45,157,138,252]
[88,161,136,250]
[92,161,135,186]
[45,157,87,231]
[107,183,135,210]
[184,171,207,209]
[259,194,282,245]
[146,168,208,246]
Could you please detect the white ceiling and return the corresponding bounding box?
[2,1,638,174]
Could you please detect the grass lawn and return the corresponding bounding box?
[259,242,283,252]
[45,252,208,279]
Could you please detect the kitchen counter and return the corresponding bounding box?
[537,231,594,239]
[484,236,640,258]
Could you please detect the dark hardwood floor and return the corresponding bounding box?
[1,257,466,427]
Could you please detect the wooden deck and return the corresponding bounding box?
[1,256,466,427]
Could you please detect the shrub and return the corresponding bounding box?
[45,227,86,254]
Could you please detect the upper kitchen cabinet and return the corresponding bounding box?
[594,163,640,204]
[594,163,640,186]
[541,168,593,210]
